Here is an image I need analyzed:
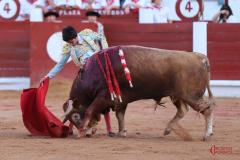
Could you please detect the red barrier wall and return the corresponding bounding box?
[29,22,192,84]
[30,23,192,83]
[1,22,239,86]
[208,24,240,80]
[0,22,30,77]
[0,22,193,85]
[105,23,192,51]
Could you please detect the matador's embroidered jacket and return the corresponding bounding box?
[47,28,108,78]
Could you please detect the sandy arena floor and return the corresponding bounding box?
[0,80,239,160]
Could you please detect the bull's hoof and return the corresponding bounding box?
[108,132,116,137]
[86,134,92,138]
[77,132,85,138]
[164,128,171,136]
[202,133,213,141]
[85,128,93,137]
[118,130,127,137]
[77,129,86,138]
[202,136,208,141]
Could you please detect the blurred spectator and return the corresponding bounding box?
[212,4,239,23]
[81,11,108,50]
[45,0,58,11]
[44,10,61,22]
[102,0,120,14]
[81,0,104,10]
[18,0,46,21]
[54,0,82,9]
[218,0,225,5]
[120,0,125,8]
[122,0,146,14]
[82,11,104,34]
[150,0,172,23]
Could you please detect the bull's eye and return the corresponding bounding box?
[71,113,80,122]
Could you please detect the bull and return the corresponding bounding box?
[62,45,215,141]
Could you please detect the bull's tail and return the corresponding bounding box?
[207,74,216,111]
[205,58,213,99]
[206,79,213,99]
[204,58,216,108]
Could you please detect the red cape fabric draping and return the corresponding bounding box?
[20,78,69,138]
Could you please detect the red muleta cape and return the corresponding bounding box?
[20,78,69,138]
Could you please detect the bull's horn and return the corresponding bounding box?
[61,100,73,119]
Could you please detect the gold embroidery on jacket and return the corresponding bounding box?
[62,29,109,66]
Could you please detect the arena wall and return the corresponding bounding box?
[0,22,239,97]
[193,22,240,97]
[0,22,30,89]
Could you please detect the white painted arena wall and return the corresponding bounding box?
[193,22,240,97]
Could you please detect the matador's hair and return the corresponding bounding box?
[62,26,77,42]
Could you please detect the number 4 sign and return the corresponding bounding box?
[0,0,20,21]
[176,0,203,21]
